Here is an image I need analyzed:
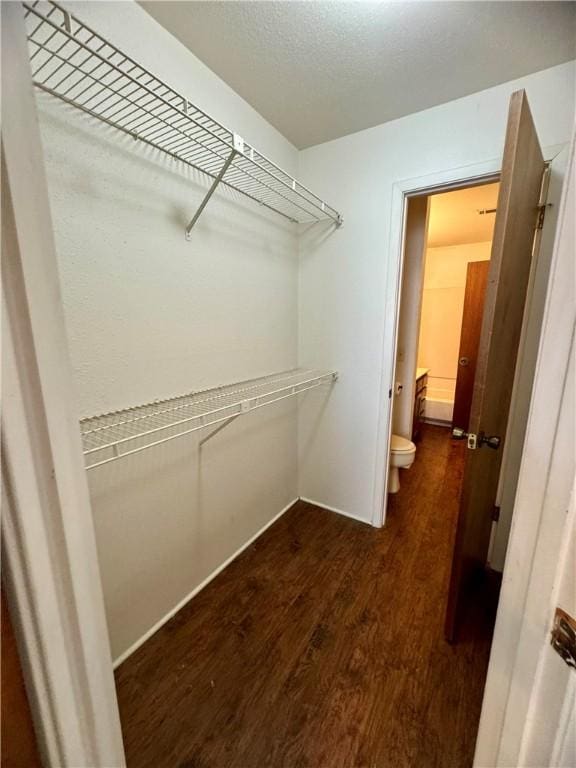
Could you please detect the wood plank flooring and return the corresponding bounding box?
[116,425,496,768]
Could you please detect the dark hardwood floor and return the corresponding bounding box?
[116,425,495,768]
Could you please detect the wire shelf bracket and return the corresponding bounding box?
[79,369,338,470]
[185,139,238,239]
[23,1,343,238]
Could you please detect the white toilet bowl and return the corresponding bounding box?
[388,434,417,494]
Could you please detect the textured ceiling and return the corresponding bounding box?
[139,1,576,148]
[427,183,500,248]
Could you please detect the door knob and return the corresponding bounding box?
[452,428,501,450]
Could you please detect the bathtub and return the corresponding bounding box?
[423,380,454,425]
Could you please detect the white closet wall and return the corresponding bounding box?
[37,1,301,661]
[298,60,576,523]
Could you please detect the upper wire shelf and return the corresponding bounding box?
[80,369,337,470]
[23,1,343,234]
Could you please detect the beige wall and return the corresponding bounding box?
[417,241,492,400]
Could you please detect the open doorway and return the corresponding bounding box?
[389,181,499,492]
[418,185,500,433]
[386,179,505,651]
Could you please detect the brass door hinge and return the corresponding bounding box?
[551,607,576,669]
[537,204,547,230]
[536,164,551,230]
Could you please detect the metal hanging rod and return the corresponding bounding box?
[23,1,343,235]
[80,369,338,470]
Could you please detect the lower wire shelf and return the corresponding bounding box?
[80,368,337,470]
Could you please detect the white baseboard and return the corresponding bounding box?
[298,496,371,526]
[113,496,299,669]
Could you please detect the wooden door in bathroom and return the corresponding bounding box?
[452,260,490,430]
[445,89,547,641]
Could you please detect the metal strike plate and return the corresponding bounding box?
[551,607,576,669]
[452,429,500,450]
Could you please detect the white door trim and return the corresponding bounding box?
[372,143,567,528]
[1,4,125,765]
[371,159,501,527]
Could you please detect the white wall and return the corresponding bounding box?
[298,61,576,523]
[37,1,302,661]
[418,241,491,401]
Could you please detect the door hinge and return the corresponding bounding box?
[492,505,501,522]
[536,164,552,230]
[551,607,576,669]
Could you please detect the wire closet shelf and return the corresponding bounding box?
[80,369,337,470]
[23,1,343,234]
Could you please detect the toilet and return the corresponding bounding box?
[388,434,417,493]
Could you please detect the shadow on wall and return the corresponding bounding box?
[298,218,342,257]
[297,386,334,470]
[38,95,297,249]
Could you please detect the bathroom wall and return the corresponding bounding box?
[37,1,303,661]
[418,241,492,411]
[391,197,428,439]
[298,61,576,524]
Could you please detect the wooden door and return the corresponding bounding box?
[452,261,490,430]
[445,90,546,641]
[1,590,42,768]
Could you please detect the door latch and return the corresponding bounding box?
[452,428,501,450]
[551,607,576,669]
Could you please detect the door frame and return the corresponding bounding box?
[373,143,567,530]
[1,4,125,766]
[372,162,501,528]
